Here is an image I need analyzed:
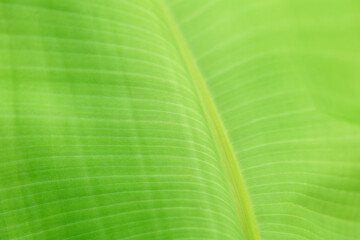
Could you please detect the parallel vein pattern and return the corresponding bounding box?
[167,0,360,239]
[0,1,240,239]
[158,1,260,239]
[1,0,360,240]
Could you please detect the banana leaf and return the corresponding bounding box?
[1,0,360,239]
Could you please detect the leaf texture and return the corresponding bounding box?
[1,0,360,240]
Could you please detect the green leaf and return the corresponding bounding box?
[1,1,360,240]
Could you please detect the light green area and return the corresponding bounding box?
[158,1,259,239]
[1,1,360,240]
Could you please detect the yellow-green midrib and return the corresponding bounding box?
[157,1,260,239]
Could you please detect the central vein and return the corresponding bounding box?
[157,1,260,240]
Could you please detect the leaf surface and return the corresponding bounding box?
[1,1,360,240]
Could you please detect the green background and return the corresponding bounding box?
[1,0,360,239]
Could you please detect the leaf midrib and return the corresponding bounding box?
[157,1,260,240]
